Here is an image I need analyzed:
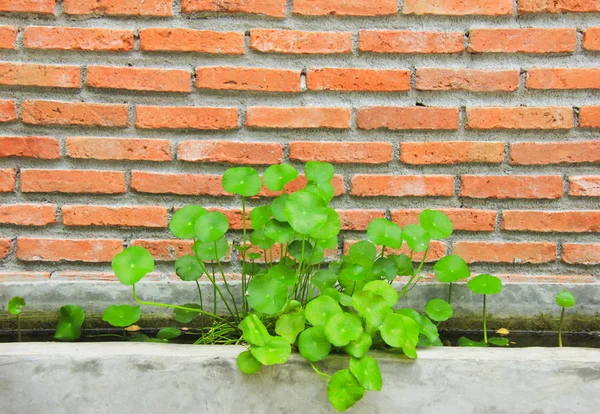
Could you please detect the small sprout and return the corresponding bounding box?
[8,296,26,342]
[556,290,576,347]
[467,274,503,344]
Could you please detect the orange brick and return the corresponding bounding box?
[293,0,397,16]
[196,67,301,92]
[290,142,393,164]
[16,238,123,262]
[0,100,17,123]
[87,66,190,93]
[351,175,454,197]
[140,28,244,54]
[391,208,497,232]
[579,107,600,128]
[21,169,126,194]
[0,63,80,89]
[131,171,229,196]
[510,141,600,165]
[178,141,283,164]
[0,169,16,192]
[64,0,172,16]
[22,100,129,128]
[460,175,564,199]
[307,68,410,92]
[404,0,512,15]
[502,211,600,232]
[0,204,57,226]
[338,210,386,231]
[519,0,600,13]
[0,272,51,282]
[181,0,286,17]
[583,27,600,51]
[246,107,351,129]
[0,239,11,260]
[344,240,446,262]
[131,239,194,261]
[24,26,134,52]
[50,272,121,282]
[416,68,520,92]
[467,107,573,130]
[63,206,168,228]
[527,68,600,89]
[0,26,18,50]
[357,107,460,130]
[496,274,596,284]
[453,241,556,264]
[468,28,577,54]
[136,106,239,130]
[66,137,171,162]
[258,175,345,197]
[359,30,464,54]
[562,244,600,265]
[569,176,600,197]
[0,136,60,159]
[0,0,55,14]
[401,141,504,165]
[250,29,352,54]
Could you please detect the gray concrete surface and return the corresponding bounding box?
[0,343,599,414]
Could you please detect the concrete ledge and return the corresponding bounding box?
[1,343,599,413]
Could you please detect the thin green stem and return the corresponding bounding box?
[215,240,240,318]
[292,239,306,300]
[241,196,248,312]
[448,282,453,304]
[310,362,332,381]
[558,307,565,348]
[379,246,386,259]
[17,314,21,343]
[483,294,488,344]
[399,247,429,298]
[195,280,204,309]
[86,334,125,339]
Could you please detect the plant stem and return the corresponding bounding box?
[310,362,332,381]
[483,294,488,344]
[215,241,240,318]
[17,314,21,343]
[241,196,248,312]
[558,306,565,348]
[399,247,429,298]
[448,282,453,304]
[195,280,204,309]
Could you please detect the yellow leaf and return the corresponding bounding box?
[125,325,141,332]
[496,328,509,336]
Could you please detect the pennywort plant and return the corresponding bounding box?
[556,290,576,348]
[7,296,25,342]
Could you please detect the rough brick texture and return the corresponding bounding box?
[357,107,459,130]
[293,0,398,16]
[246,107,351,129]
[468,29,577,54]
[307,68,411,92]
[416,69,520,92]
[0,26,18,50]
[0,63,81,89]
[0,0,55,14]
[359,30,464,54]
[196,67,301,92]
[518,0,600,13]
[178,141,283,164]
[135,106,239,130]
[181,0,286,17]
[250,29,353,54]
[404,0,513,15]
[0,137,60,159]
[467,107,573,130]
[584,27,600,51]
[63,0,172,16]
[140,29,244,54]
[460,175,564,199]
[22,100,129,127]
[24,27,134,52]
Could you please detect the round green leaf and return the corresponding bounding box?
[425,299,453,322]
[324,312,363,347]
[174,303,202,324]
[276,311,306,344]
[284,191,328,235]
[344,332,372,359]
[250,228,275,250]
[367,218,403,249]
[389,254,414,276]
[468,274,503,295]
[250,336,291,365]
[305,180,335,204]
[320,288,342,302]
[312,270,337,290]
[102,305,141,328]
[351,290,392,328]
[339,293,353,307]
[458,336,488,347]
[193,236,229,261]
[239,314,272,346]
[54,305,85,342]
[170,205,207,239]
[237,350,262,375]
[339,256,373,282]
[379,313,419,349]
[396,309,439,345]
[250,205,272,230]
[327,369,365,412]
[264,163,298,192]
[349,356,382,392]
[157,327,181,340]
[349,240,377,260]
[222,167,262,197]
[194,211,229,243]
[7,296,25,316]
[372,257,399,281]
[305,295,342,328]
[434,255,470,283]
[363,280,399,307]
[298,327,332,362]
[288,240,313,261]
[175,255,204,281]
[264,219,294,243]
[271,194,288,222]
[267,263,297,287]
[402,224,431,252]
[247,275,288,315]
[112,246,155,286]
[310,208,341,240]
[556,290,576,308]
[419,209,453,240]
[305,161,334,184]
[488,337,509,347]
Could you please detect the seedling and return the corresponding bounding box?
[466,274,503,345]
[555,290,576,347]
[7,296,26,342]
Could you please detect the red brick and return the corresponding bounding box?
[87,66,191,93]
[0,100,17,123]
[510,141,600,165]
[401,141,504,165]
[562,244,600,265]
[181,0,286,17]
[24,26,134,52]
[16,238,123,262]
[140,29,244,54]
[0,63,80,89]
[50,272,120,282]
[64,0,172,16]
[468,29,577,54]
[357,107,460,130]
[583,27,600,51]
[569,176,600,196]
[338,210,386,231]
[0,204,57,226]
[293,0,397,16]
[527,68,600,89]
[307,68,410,92]
[0,0,55,14]
[404,0,512,15]
[502,211,600,232]
[246,107,351,129]
[135,106,238,130]
[22,100,129,128]
[178,141,283,164]
[250,29,352,54]
[66,137,171,162]
[0,272,51,282]
[131,239,194,261]
[359,30,464,54]
[0,136,60,159]
[344,240,447,262]
[460,175,564,199]
[0,239,11,260]
[259,175,345,197]
[579,107,600,128]
[0,169,16,192]
[391,208,497,232]
[0,26,18,50]
[196,67,301,92]
[63,206,168,228]
[453,242,556,264]
[290,142,393,164]
[131,171,229,196]
[416,68,520,92]
[467,107,573,130]
[351,175,454,197]
[519,0,600,13]
[21,169,126,194]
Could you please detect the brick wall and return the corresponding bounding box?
[0,1,599,288]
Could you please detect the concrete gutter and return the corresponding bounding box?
[1,343,599,413]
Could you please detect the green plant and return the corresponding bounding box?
[7,296,26,342]
[555,290,576,347]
